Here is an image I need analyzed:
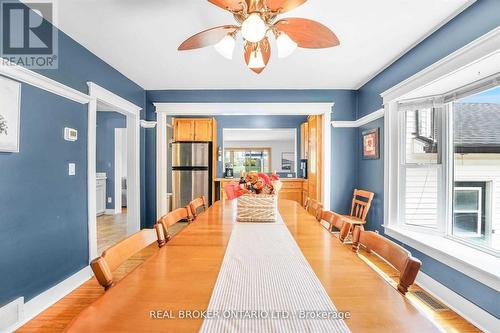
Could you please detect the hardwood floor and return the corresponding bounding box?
[357,248,481,333]
[97,210,128,254]
[18,220,479,332]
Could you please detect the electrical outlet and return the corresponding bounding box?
[107,197,112,203]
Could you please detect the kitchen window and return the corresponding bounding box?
[224,148,271,174]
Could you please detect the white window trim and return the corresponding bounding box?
[382,27,500,291]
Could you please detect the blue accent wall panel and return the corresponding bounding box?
[0,85,88,304]
[96,112,126,210]
[356,0,500,317]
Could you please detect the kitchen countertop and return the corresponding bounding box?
[215,178,305,182]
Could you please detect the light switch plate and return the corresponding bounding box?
[68,163,76,176]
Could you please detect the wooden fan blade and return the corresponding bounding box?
[208,0,245,12]
[244,38,271,74]
[266,0,307,13]
[275,18,339,49]
[178,26,238,51]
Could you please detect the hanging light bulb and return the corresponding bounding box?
[248,48,265,69]
[214,34,235,60]
[241,13,267,43]
[276,32,297,58]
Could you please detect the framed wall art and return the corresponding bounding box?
[0,76,21,153]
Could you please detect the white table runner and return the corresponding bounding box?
[199,215,351,333]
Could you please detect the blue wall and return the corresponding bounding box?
[0,85,88,304]
[0,0,145,305]
[145,90,358,227]
[96,112,126,210]
[356,0,500,317]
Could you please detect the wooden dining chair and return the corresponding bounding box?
[307,199,323,222]
[189,195,207,220]
[352,227,422,295]
[156,206,192,243]
[341,189,375,243]
[91,229,164,290]
[319,210,349,241]
[303,197,310,210]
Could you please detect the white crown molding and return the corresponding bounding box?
[140,120,157,128]
[381,26,500,103]
[87,82,142,114]
[331,109,384,128]
[0,58,91,104]
[354,0,477,90]
[7,266,92,332]
[154,102,333,115]
[415,272,499,333]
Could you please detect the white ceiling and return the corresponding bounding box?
[224,128,295,141]
[40,0,473,90]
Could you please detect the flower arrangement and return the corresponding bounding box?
[224,171,282,200]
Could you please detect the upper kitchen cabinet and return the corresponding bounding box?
[194,119,213,141]
[173,118,213,142]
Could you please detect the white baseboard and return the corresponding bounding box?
[7,266,93,332]
[415,272,499,333]
[105,209,116,215]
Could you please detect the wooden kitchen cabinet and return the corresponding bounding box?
[307,115,323,202]
[173,119,195,141]
[278,180,304,205]
[194,119,213,141]
[173,118,213,142]
[300,122,309,159]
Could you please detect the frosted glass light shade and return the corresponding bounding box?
[248,49,265,69]
[214,34,235,60]
[241,13,267,43]
[276,33,297,58]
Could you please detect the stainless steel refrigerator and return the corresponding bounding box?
[171,142,211,210]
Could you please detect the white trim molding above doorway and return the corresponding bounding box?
[154,102,334,221]
[87,82,142,261]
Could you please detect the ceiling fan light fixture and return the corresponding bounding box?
[248,48,265,69]
[241,13,267,43]
[214,34,235,59]
[276,32,297,58]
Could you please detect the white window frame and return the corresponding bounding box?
[381,27,500,291]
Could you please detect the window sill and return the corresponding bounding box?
[383,225,500,291]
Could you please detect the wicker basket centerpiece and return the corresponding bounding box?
[237,193,278,222]
[224,171,282,223]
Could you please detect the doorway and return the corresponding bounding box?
[95,111,128,253]
[87,82,141,261]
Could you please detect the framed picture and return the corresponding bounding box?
[281,152,294,171]
[362,128,380,160]
[0,76,21,152]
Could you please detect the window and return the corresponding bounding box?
[395,85,500,255]
[400,107,442,229]
[453,183,485,238]
[224,148,271,174]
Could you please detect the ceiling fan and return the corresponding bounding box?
[178,0,340,74]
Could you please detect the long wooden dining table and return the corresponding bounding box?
[65,200,440,332]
